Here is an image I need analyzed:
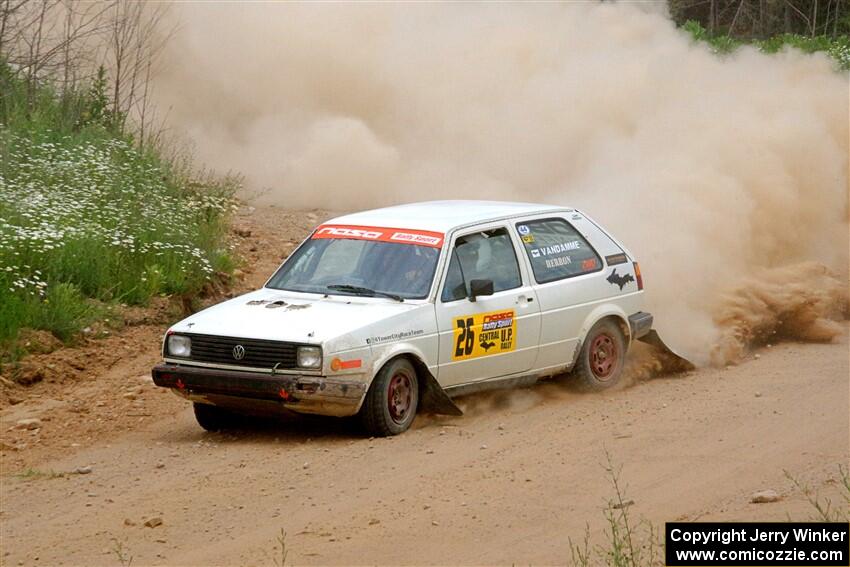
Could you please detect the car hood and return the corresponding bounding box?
[170,288,420,345]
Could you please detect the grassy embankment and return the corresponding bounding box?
[0,61,237,368]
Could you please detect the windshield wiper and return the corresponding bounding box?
[326,284,404,302]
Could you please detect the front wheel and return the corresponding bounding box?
[360,358,419,436]
[193,402,238,431]
[574,319,626,391]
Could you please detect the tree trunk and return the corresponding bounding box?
[784,0,792,32]
[812,0,818,36]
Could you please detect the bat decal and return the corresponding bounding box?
[479,339,496,351]
[606,268,635,290]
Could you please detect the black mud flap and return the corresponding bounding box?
[638,330,696,371]
[419,372,463,416]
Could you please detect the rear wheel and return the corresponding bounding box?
[360,358,419,436]
[574,319,626,391]
[193,402,238,431]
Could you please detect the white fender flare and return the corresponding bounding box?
[369,341,434,381]
[577,303,632,350]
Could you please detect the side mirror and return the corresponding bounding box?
[468,279,494,302]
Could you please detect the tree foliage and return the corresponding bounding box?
[681,19,850,68]
[669,0,849,38]
[0,0,172,145]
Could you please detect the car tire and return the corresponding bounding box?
[574,319,626,391]
[193,402,237,431]
[360,358,419,436]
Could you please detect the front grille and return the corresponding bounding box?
[180,333,304,369]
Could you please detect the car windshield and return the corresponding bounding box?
[266,235,442,300]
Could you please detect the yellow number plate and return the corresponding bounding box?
[452,309,516,360]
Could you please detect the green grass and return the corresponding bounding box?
[0,59,238,365]
[1,283,100,343]
[13,467,66,481]
[272,528,289,567]
[569,451,662,567]
[110,536,134,567]
[682,21,850,70]
[785,465,850,522]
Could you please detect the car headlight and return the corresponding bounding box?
[297,346,322,369]
[168,334,191,357]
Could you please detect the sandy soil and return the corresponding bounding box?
[1,206,848,566]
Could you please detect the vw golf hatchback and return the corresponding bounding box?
[153,201,653,435]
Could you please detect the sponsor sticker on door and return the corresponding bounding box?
[452,309,516,360]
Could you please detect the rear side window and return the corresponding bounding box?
[441,227,522,302]
[515,218,602,283]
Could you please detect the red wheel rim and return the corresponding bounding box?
[590,333,618,380]
[387,372,412,423]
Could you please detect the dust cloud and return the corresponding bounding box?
[154,3,849,366]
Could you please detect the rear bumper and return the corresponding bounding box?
[628,311,653,340]
[151,363,367,417]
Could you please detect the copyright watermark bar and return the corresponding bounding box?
[665,522,849,566]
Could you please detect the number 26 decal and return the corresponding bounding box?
[452,310,516,360]
[455,317,475,357]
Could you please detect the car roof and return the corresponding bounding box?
[325,200,572,234]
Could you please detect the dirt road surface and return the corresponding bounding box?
[1,207,848,566]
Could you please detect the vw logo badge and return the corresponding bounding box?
[232,344,246,360]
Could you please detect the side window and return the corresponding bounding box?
[440,227,522,302]
[515,218,602,283]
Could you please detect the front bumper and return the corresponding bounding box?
[151,363,367,417]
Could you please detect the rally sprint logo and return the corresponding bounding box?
[388,232,443,246]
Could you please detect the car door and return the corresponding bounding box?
[435,223,541,387]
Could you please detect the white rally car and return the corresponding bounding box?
[152,201,653,435]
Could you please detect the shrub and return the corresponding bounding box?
[682,20,850,70]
